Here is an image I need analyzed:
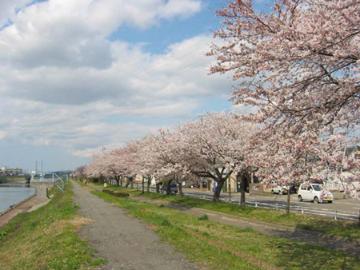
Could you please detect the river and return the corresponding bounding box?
[0,187,36,214]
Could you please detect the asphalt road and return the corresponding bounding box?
[138,184,360,220]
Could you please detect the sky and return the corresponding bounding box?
[0,0,268,172]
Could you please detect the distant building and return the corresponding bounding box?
[0,166,23,176]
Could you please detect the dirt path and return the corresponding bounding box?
[73,183,198,270]
[132,195,360,257]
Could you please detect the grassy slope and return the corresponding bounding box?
[101,185,360,241]
[0,183,104,270]
[93,189,360,270]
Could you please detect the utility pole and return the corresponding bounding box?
[40,160,44,181]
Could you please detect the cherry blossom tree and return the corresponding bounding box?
[108,147,135,186]
[84,153,108,183]
[209,0,360,202]
[248,130,318,212]
[314,134,360,198]
[73,165,87,182]
[150,129,193,196]
[210,0,360,135]
[132,136,159,193]
[84,145,137,186]
[175,113,256,201]
[123,113,257,201]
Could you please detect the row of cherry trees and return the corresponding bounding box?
[75,112,358,201]
[78,113,255,201]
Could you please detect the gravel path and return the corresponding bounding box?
[73,183,198,270]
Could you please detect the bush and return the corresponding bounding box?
[198,214,209,221]
[102,189,129,197]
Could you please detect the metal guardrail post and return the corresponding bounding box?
[334,211,338,221]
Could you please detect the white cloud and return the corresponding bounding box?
[1,35,229,105]
[0,0,32,26]
[0,0,234,161]
[0,130,7,140]
[159,0,202,19]
[0,0,202,68]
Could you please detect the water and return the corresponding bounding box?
[0,187,36,214]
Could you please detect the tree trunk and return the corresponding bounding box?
[166,181,171,195]
[178,181,183,196]
[228,178,232,202]
[141,176,145,193]
[286,188,291,214]
[156,183,160,193]
[147,177,151,192]
[115,176,120,186]
[213,179,225,201]
[239,173,247,206]
[130,178,134,189]
[99,175,105,184]
[240,186,245,206]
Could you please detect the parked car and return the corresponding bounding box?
[160,182,178,195]
[287,184,298,194]
[297,183,333,203]
[271,185,288,195]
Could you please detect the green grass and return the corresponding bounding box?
[0,182,105,270]
[96,185,360,241]
[92,189,360,270]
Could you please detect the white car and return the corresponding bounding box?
[297,183,333,203]
[271,185,288,195]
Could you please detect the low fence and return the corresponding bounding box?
[32,173,69,193]
[131,183,360,222]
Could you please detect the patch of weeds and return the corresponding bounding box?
[240,227,255,233]
[160,219,172,226]
[202,231,210,237]
[0,230,7,240]
[198,214,209,221]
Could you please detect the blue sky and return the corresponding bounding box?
[0,0,268,171]
[110,1,223,54]
[110,1,270,54]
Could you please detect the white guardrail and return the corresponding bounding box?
[134,184,360,222]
